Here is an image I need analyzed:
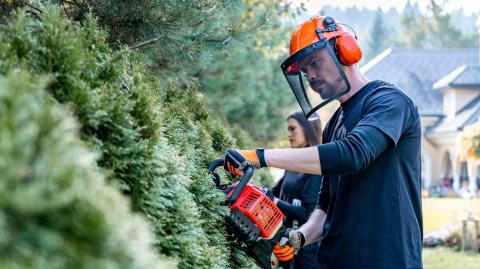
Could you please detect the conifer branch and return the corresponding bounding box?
[129,35,162,50]
[17,0,43,15]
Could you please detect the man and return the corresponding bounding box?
[223,16,423,269]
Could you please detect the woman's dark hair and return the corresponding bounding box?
[287,111,322,146]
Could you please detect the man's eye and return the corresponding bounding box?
[311,59,319,67]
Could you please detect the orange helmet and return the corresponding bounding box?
[281,16,362,120]
[288,16,362,68]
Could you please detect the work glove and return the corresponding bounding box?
[280,228,305,252]
[273,243,294,261]
[223,148,267,177]
[272,228,305,261]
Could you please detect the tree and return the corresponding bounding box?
[50,0,247,83]
[198,1,297,145]
[425,0,469,47]
[398,7,428,47]
[399,0,477,48]
[459,120,480,163]
[367,9,390,60]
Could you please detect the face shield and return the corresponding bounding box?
[281,36,351,121]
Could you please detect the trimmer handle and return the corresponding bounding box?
[207,158,254,206]
[207,159,224,188]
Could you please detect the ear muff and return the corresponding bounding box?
[336,33,362,66]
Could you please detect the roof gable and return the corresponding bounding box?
[433,64,480,89]
[361,48,478,115]
[428,94,480,133]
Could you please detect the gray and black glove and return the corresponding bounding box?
[279,228,305,252]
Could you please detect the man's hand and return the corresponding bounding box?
[279,228,305,252]
[273,243,294,261]
[223,148,266,177]
[272,229,305,262]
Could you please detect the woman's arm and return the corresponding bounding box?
[275,200,310,223]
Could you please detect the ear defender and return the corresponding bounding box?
[336,33,362,65]
[321,16,362,66]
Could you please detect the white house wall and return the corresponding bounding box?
[423,112,462,189]
[442,88,480,118]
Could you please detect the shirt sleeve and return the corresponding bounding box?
[316,176,330,211]
[318,90,414,175]
[357,89,414,148]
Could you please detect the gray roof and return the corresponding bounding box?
[428,95,480,133]
[361,48,479,116]
[433,64,480,89]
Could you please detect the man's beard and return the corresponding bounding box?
[314,77,344,100]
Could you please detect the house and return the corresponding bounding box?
[361,48,480,196]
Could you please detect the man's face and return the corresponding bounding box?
[298,48,344,100]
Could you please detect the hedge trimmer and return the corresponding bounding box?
[208,159,286,269]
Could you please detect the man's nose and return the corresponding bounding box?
[306,69,316,81]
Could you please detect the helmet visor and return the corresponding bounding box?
[281,41,350,121]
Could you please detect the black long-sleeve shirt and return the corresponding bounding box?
[315,80,422,269]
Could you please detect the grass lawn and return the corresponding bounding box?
[423,247,480,269]
[422,198,480,268]
[423,198,480,233]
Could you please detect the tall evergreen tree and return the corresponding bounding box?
[399,0,477,48]
[424,0,476,47]
[38,0,252,85]
[367,9,390,60]
[399,8,427,47]
[198,0,296,145]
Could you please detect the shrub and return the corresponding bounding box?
[0,8,225,268]
[0,6,259,268]
[0,70,174,269]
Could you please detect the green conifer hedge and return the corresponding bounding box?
[0,71,175,269]
[0,6,258,269]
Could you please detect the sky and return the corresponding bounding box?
[291,0,480,16]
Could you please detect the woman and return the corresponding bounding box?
[272,111,323,269]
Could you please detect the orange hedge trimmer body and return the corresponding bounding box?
[208,159,286,269]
